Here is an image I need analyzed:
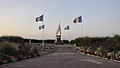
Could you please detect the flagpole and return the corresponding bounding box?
[80,16,83,37]
[42,14,45,46]
[42,26,44,46]
[68,29,70,44]
[35,15,45,46]
[81,22,83,37]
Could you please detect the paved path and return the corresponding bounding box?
[0,44,120,68]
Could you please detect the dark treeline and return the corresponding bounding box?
[0,36,55,44]
[0,36,24,43]
[0,36,69,44]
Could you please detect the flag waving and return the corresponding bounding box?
[35,15,43,22]
[73,16,82,23]
[39,25,45,30]
[64,25,70,30]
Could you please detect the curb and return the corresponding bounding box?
[84,52,120,63]
[73,46,120,63]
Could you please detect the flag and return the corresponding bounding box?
[39,25,45,30]
[35,15,43,22]
[73,16,82,23]
[64,25,70,30]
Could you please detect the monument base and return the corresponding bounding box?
[54,40,64,45]
[54,35,64,45]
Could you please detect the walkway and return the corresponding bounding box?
[0,44,120,68]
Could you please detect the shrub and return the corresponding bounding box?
[0,41,18,56]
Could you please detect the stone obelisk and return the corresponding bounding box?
[54,23,63,45]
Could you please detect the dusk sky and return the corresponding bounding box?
[0,0,120,40]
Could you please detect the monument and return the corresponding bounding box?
[54,23,63,45]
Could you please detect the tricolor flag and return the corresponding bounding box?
[39,25,45,30]
[64,25,70,30]
[73,16,82,23]
[35,15,43,22]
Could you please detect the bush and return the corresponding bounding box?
[0,41,18,56]
[71,34,120,59]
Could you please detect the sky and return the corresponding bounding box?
[0,0,120,40]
